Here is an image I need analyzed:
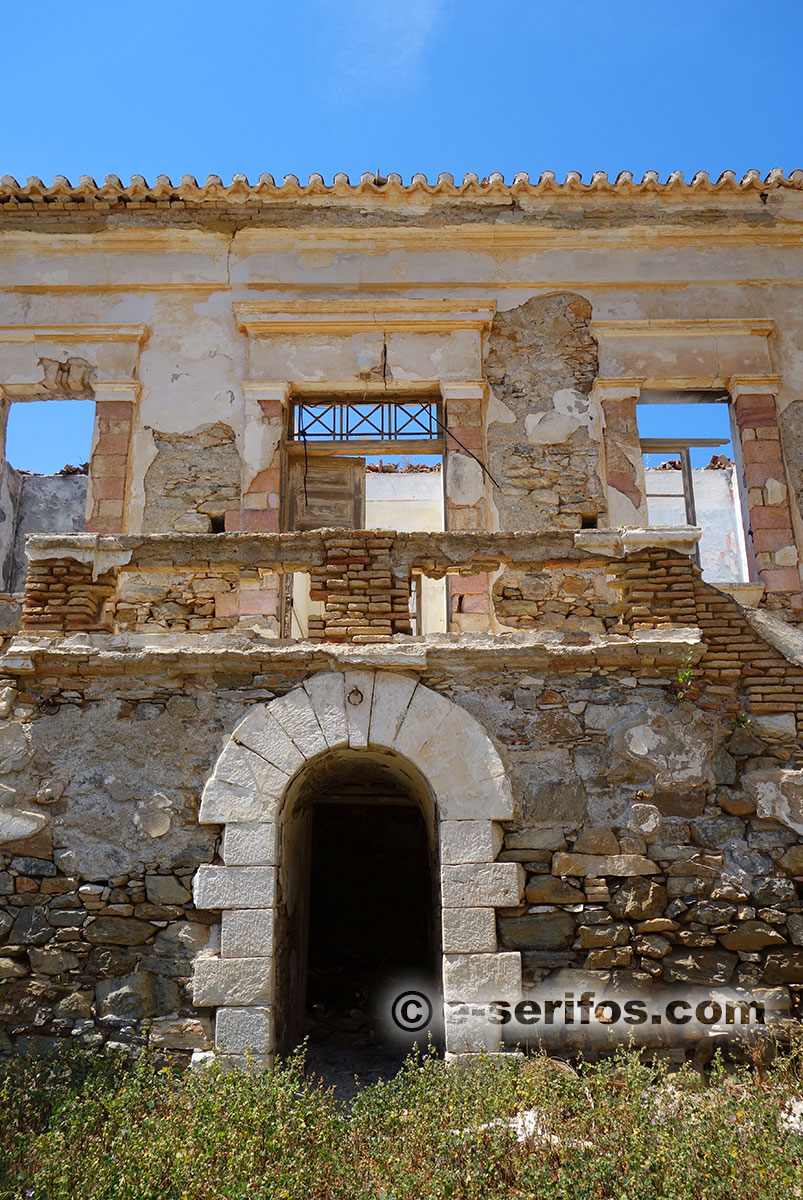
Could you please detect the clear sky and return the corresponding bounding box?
[2,1,801,470]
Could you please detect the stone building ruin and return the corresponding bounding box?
[0,169,802,1064]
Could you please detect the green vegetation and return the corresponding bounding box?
[1,1042,801,1199]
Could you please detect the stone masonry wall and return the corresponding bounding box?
[0,641,800,1059]
[484,293,605,532]
[494,549,803,741]
[141,423,241,534]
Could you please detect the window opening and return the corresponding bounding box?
[637,395,750,584]
[286,449,447,639]
[6,399,94,474]
[2,400,94,593]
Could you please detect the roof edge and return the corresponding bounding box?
[2,168,802,206]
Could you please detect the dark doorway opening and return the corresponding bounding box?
[275,747,442,1092]
[305,801,433,1048]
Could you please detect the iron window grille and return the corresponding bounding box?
[290,398,441,443]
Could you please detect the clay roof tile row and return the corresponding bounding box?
[1,169,802,206]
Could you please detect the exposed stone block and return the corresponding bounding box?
[442,907,497,954]
[267,688,328,759]
[213,743,290,797]
[193,956,273,1007]
[233,709,306,775]
[222,822,278,866]
[439,820,503,864]
[343,669,376,747]
[367,672,417,746]
[221,909,275,958]
[303,672,349,748]
[193,865,276,910]
[441,862,523,907]
[215,1006,273,1053]
[552,852,658,877]
[198,779,275,824]
[443,951,522,1002]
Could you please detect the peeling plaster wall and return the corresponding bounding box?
[484,293,605,531]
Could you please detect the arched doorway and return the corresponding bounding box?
[276,746,440,1061]
[192,669,523,1063]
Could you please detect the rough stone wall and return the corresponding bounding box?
[141,423,241,534]
[0,675,261,1058]
[0,638,800,1058]
[484,293,604,532]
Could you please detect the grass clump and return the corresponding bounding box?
[0,1041,801,1199]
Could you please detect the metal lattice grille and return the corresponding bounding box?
[291,399,440,442]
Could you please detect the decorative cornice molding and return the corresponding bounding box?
[234,299,496,337]
[0,324,147,344]
[728,374,783,398]
[590,318,774,339]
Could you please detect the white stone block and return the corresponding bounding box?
[267,688,328,760]
[215,1006,273,1053]
[213,743,289,797]
[368,673,418,747]
[193,865,275,910]
[193,956,273,1006]
[444,1005,503,1053]
[233,709,306,775]
[343,669,375,747]
[441,862,524,908]
[303,672,348,748]
[198,779,273,825]
[416,708,513,820]
[439,820,503,864]
[438,774,515,821]
[393,684,454,762]
[442,907,497,953]
[222,822,278,865]
[442,951,522,1002]
[221,909,275,958]
[421,707,507,788]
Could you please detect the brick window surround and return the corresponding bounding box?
[85,384,138,534]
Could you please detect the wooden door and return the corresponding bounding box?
[287,455,366,530]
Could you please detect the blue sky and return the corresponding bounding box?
[2,1,801,470]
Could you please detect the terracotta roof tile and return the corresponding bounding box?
[1,169,801,208]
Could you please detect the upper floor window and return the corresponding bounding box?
[637,391,750,584]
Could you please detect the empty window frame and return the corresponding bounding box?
[637,393,750,584]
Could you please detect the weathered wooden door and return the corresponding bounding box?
[287,455,366,531]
